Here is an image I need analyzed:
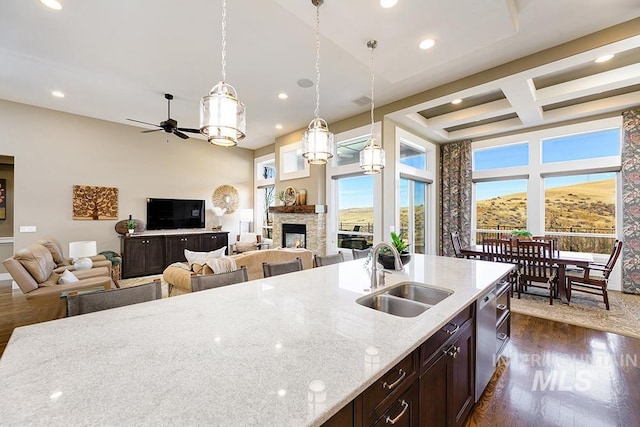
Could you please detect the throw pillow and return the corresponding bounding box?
[184,247,226,267]
[206,256,237,274]
[58,269,79,285]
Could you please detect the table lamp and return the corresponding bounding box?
[69,241,97,270]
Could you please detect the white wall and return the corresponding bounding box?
[0,99,254,256]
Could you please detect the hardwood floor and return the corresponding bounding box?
[1,280,639,426]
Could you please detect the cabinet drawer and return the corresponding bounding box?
[496,313,510,356]
[364,351,417,424]
[419,304,473,372]
[371,381,419,427]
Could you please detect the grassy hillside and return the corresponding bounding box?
[477,179,615,232]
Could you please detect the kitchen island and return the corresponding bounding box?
[0,254,513,426]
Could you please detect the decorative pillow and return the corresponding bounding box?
[192,263,214,275]
[58,269,79,285]
[37,239,70,267]
[206,256,237,274]
[184,247,226,267]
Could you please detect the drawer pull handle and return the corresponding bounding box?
[385,400,409,424]
[497,303,507,311]
[444,323,460,335]
[497,332,508,341]
[383,369,406,390]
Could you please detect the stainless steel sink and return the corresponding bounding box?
[357,282,453,317]
[357,294,429,317]
[385,282,453,307]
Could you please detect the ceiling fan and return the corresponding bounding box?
[127,93,200,139]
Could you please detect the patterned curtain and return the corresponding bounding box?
[622,108,640,294]
[440,140,472,256]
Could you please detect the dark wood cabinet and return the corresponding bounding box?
[120,232,229,279]
[200,232,229,254]
[420,319,475,427]
[372,381,420,427]
[121,236,165,278]
[165,234,201,265]
[496,279,511,357]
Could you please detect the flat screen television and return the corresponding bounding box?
[146,198,205,230]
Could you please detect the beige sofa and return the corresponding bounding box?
[3,243,115,322]
[163,248,313,296]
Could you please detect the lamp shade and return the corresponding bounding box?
[69,241,97,271]
[302,118,335,165]
[200,82,246,147]
[69,241,97,258]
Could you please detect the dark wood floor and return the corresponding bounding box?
[2,280,639,425]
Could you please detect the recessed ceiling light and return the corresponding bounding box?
[278,93,288,100]
[275,124,283,130]
[40,0,62,10]
[380,0,398,8]
[51,90,65,98]
[451,98,462,105]
[419,38,435,50]
[595,54,614,63]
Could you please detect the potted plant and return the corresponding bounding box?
[510,229,532,240]
[378,232,411,269]
[276,190,286,206]
[126,219,136,235]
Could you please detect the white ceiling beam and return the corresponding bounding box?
[425,99,513,128]
[501,78,544,125]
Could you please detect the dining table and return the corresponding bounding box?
[460,244,594,303]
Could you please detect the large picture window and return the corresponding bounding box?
[472,118,621,253]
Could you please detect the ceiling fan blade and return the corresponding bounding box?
[141,128,163,134]
[127,118,160,127]
[173,129,189,139]
[177,127,201,134]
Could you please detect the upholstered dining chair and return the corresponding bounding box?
[565,239,622,310]
[262,258,303,278]
[191,267,249,292]
[516,240,556,305]
[314,252,344,267]
[66,280,162,317]
[352,248,371,260]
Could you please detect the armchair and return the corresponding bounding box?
[233,233,262,253]
[3,243,114,322]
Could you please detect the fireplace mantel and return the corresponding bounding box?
[269,205,326,214]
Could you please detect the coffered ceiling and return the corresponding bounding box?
[1,0,639,149]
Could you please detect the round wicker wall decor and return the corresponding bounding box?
[212,185,239,215]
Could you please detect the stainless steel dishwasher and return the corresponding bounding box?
[475,286,497,402]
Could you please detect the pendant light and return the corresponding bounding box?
[200,0,246,147]
[360,40,385,174]
[301,0,335,165]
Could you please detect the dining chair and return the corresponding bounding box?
[516,240,556,305]
[191,267,249,292]
[314,251,344,267]
[482,238,517,295]
[262,258,304,278]
[565,239,622,310]
[531,235,560,257]
[352,248,371,260]
[66,280,162,316]
[450,231,464,258]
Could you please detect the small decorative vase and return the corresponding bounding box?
[128,229,135,235]
[212,215,222,231]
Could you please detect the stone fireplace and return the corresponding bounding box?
[269,205,327,256]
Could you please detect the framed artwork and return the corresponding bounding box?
[73,185,118,220]
[279,141,309,181]
[0,179,6,220]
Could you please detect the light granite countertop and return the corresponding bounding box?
[0,254,512,426]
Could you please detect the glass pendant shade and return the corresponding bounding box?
[200,82,246,147]
[360,138,385,174]
[302,117,335,165]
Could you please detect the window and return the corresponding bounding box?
[336,135,368,167]
[472,117,621,253]
[400,178,427,254]
[475,179,527,242]
[254,154,276,240]
[336,175,374,250]
[473,142,528,171]
[279,141,309,181]
[399,140,426,170]
[544,173,616,253]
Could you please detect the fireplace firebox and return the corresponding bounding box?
[282,223,306,248]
